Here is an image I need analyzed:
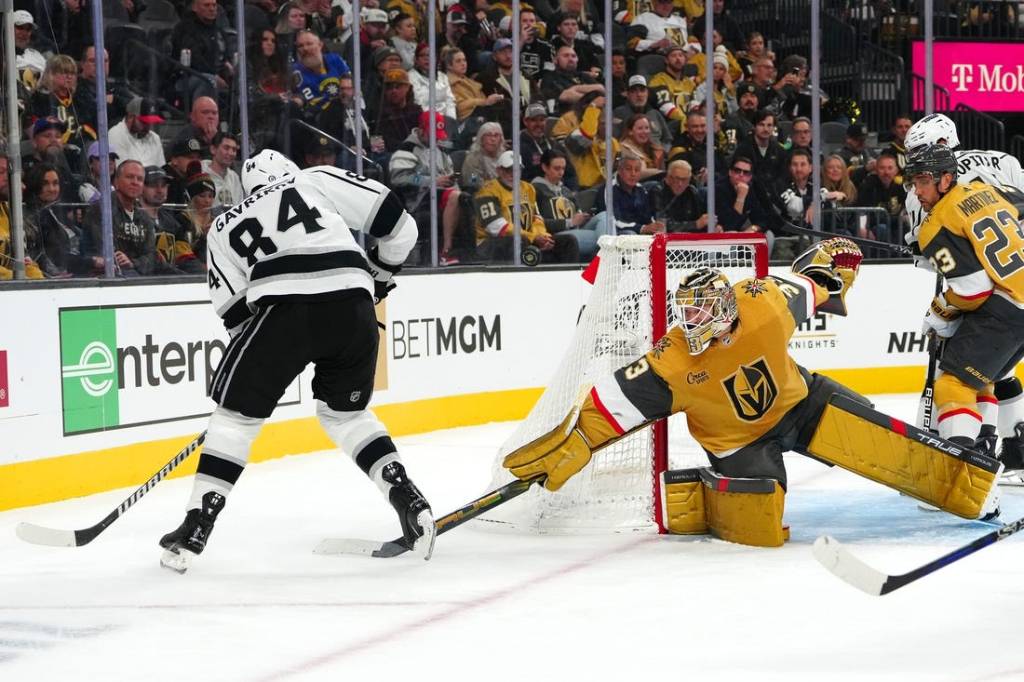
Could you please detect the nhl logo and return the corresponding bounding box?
[349,391,362,403]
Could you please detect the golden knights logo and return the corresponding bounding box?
[722,357,778,421]
[742,279,768,298]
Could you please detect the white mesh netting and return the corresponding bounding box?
[479,234,767,534]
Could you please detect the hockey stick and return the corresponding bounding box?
[15,432,206,547]
[315,475,545,558]
[813,515,1024,596]
[918,276,946,432]
[771,211,914,256]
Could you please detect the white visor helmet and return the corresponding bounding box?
[241,149,300,195]
[905,113,960,152]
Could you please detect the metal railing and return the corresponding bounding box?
[950,103,1006,151]
[910,73,952,113]
[1010,135,1024,164]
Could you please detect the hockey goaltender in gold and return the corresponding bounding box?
[504,237,1002,547]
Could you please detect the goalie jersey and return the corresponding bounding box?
[588,275,829,455]
[918,181,1024,310]
[907,148,1024,236]
[207,166,417,332]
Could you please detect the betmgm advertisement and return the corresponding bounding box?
[58,302,299,436]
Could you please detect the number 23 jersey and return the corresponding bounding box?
[206,166,416,331]
[918,181,1024,311]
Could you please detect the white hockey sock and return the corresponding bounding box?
[187,407,264,510]
[316,400,401,495]
[996,384,1024,438]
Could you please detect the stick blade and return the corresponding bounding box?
[16,522,78,547]
[812,535,888,596]
[314,537,409,558]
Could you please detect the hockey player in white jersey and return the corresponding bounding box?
[159,150,436,572]
[903,114,1024,477]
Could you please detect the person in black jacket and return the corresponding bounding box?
[651,160,708,233]
[713,155,770,234]
[170,0,234,109]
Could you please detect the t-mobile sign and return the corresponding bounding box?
[913,41,1024,111]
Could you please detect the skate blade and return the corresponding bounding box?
[160,546,195,574]
[411,510,436,561]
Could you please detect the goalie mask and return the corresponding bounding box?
[241,149,300,196]
[673,268,737,355]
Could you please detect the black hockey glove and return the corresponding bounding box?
[367,247,400,304]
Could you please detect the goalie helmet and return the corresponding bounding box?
[905,113,960,152]
[904,143,958,190]
[673,268,737,355]
[241,149,300,196]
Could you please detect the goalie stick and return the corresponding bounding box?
[315,475,545,558]
[812,515,1024,596]
[16,432,206,547]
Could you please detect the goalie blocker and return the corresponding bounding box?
[661,393,1002,547]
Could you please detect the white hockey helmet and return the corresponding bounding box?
[241,149,300,195]
[905,113,960,152]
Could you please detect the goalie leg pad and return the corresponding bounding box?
[805,394,1001,519]
[660,469,708,535]
[660,469,788,546]
[701,469,788,547]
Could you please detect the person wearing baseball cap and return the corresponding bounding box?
[24,118,76,192]
[13,10,46,79]
[647,42,695,123]
[376,67,421,153]
[839,122,879,185]
[474,149,579,264]
[108,97,168,169]
[163,137,203,205]
[520,102,557,183]
[387,112,463,264]
[612,74,673,153]
[77,143,119,203]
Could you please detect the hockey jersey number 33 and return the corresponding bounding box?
[206,166,417,332]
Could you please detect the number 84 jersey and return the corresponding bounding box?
[206,166,416,332]
[919,180,1024,311]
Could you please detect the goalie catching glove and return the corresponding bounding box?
[366,247,400,304]
[791,237,862,315]
[922,291,962,338]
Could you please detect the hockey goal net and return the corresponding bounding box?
[481,233,769,534]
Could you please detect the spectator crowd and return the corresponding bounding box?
[1,0,923,278]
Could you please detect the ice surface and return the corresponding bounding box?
[2,394,1023,681]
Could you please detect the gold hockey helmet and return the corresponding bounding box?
[673,268,737,355]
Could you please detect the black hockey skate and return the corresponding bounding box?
[159,491,226,574]
[975,425,998,457]
[382,462,436,560]
[998,424,1024,486]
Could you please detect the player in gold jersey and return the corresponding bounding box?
[504,236,1003,545]
[906,143,1024,450]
